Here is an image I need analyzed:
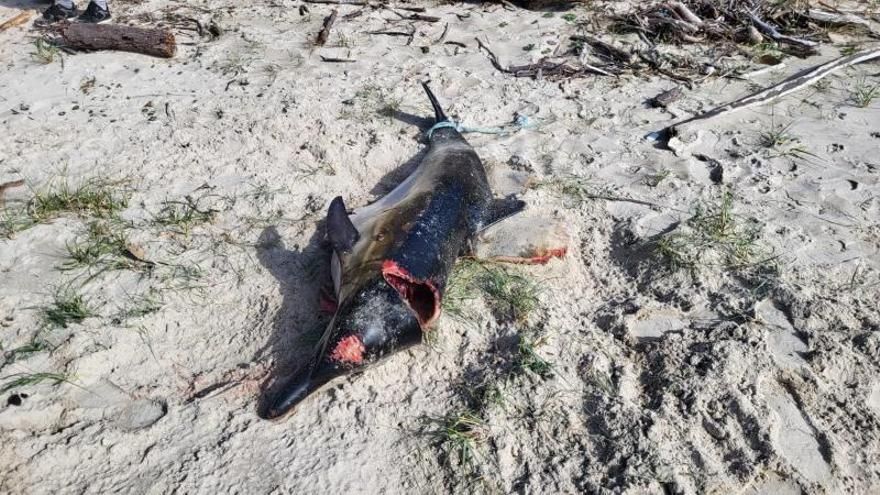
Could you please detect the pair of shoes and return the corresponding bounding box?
[42,2,111,24]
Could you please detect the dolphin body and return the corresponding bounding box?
[260,83,542,420]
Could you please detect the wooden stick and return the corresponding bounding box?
[657,47,880,139]
[56,23,176,58]
[0,11,32,32]
[315,9,338,46]
[747,12,818,50]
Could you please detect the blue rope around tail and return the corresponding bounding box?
[426,114,536,140]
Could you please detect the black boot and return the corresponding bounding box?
[42,2,78,23]
[78,1,111,23]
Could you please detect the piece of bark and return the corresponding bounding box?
[1,11,32,32]
[651,87,683,108]
[315,9,337,46]
[56,22,176,58]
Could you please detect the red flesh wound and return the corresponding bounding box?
[381,260,440,329]
[330,335,365,364]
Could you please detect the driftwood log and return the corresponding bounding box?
[56,22,176,58]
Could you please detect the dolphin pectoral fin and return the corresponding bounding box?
[478,196,527,233]
[327,196,360,254]
[488,168,534,198]
[473,211,570,265]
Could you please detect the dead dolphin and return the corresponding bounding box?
[259,83,567,420]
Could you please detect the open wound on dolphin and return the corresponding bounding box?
[330,335,366,364]
[381,260,441,328]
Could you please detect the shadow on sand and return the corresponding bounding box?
[253,109,433,418]
[253,224,331,418]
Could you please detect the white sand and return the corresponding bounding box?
[1,0,879,493]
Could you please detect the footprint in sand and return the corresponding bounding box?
[759,379,832,486]
[755,300,807,371]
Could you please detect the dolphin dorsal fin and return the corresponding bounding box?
[326,196,359,254]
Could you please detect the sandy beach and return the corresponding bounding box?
[1,0,879,492]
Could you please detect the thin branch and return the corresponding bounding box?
[320,55,356,63]
[655,47,880,140]
[747,11,818,50]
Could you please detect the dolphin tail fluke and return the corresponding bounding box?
[421,82,449,123]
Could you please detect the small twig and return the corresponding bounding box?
[367,28,414,37]
[320,55,356,63]
[315,9,338,46]
[817,0,844,15]
[341,8,365,20]
[476,37,505,72]
[589,194,666,209]
[581,63,615,77]
[434,22,449,45]
[405,13,440,23]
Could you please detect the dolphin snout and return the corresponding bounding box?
[259,362,346,420]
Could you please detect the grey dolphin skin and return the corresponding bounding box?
[259,83,558,420]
